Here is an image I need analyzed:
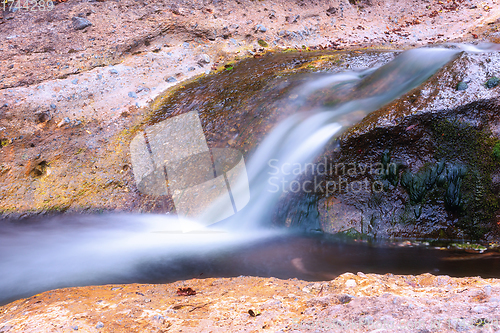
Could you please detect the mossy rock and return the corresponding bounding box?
[257,39,268,47]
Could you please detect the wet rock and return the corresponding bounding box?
[345,279,357,287]
[3,274,500,332]
[29,161,48,178]
[317,51,500,240]
[472,305,488,313]
[165,76,177,83]
[72,17,92,31]
[170,4,187,16]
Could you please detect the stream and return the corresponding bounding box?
[1,44,500,306]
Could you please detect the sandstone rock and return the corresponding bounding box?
[1,274,500,332]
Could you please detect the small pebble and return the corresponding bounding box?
[109,69,118,75]
[484,285,492,296]
[456,81,468,91]
[198,54,211,65]
[50,104,56,109]
[254,24,267,32]
[485,77,500,89]
[57,117,71,128]
[345,279,357,288]
[72,17,92,31]
[71,79,79,84]
[96,322,104,329]
[128,92,138,99]
[165,76,177,83]
[472,305,488,313]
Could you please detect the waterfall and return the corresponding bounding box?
[0,46,467,304]
[201,47,460,228]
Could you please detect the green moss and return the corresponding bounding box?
[431,118,499,239]
[257,39,268,47]
[450,242,487,251]
[444,164,467,210]
[378,118,500,239]
[338,227,365,240]
[380,149,403,187]
[492,141,500,160]
[400,161,446,205]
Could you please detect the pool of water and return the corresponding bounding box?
[1,214,499,306]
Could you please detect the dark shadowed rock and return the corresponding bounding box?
[317,51,500,241]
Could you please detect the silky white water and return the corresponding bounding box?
[201,47,461,227]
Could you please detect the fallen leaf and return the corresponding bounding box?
[177,287,196,296]
[248,309,261,317]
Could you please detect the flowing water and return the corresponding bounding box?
[201,47,461,227]
[1,45,500,305]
